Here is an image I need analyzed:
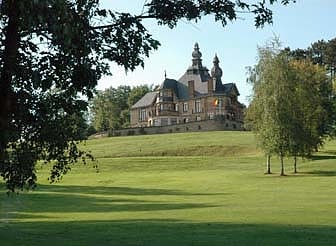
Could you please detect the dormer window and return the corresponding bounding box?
[163,90,169,97]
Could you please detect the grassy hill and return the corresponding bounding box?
[1,131,336,245]
[84,131,259,158]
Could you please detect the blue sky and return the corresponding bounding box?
[98,0,336,105]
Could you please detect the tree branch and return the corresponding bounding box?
[90,14,158,30]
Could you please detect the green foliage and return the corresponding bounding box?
[127,84,153,108]
[0,0,295,191]
[246,40,332,174]
[0,0,159,191]
[246,40,288,159]
[146,0,295,28]
[86,125,97,136]
[288,60,330,157]
[286,37,336,135]
[90,84,151,131]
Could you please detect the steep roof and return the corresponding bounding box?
[159,78,178,91]
[223,83,240,96]
[176,82,189,100]
[131,91,157,109]
[213,83,240,96]
[178,68,210,96]
[177,43,211,96]
[159,78,189,100]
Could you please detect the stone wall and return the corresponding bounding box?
[109,119,244,137]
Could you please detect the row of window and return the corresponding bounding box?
[139,98,238,120]
[158,103,178,111]
[207,112,236,121]
[159,90,173,97]
[183,100,201,113]
[140,109,237,122]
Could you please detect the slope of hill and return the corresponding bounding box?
[1,131,336,246]
[83,131,259,158]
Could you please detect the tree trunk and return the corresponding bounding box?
[280,155,285,176]
[0,0,19,161]
[265,155,271,174]
[293,156,297,173]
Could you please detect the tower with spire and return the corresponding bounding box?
[129,42,245,130]
[211,54,224,92]
[192,42,203,68]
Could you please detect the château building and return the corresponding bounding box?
[130,43,245,130]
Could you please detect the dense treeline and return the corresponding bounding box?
[286,37,336,135]
[285,38,336,78]
[90,85,153,132]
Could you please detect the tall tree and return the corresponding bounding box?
[286,38,336,137]
[247,40,331,175]
[127,84,153,108]
[91,84,152,131]
[0,0,295,191]
[287,59,330,172]
[91,85,131,131]
[246,39,291,175]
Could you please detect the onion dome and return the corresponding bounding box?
[192,42,202,59]
[211,54,223,79]
[191,42,203,67]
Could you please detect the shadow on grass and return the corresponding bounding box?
[0,219,335,246]
[263,171,336,178]
[302,170,336,177]
[1,184,222,214]
[319,150,336,156]
[311,155,336,161]
[36,184,226,196]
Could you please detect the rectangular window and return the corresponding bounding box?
[139,109,147,121]
[218,98,223,107]
[183,102,188,112]
[195,100,201,113]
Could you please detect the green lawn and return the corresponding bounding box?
[1,131,336,245]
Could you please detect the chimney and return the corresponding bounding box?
[188,80,195,98]
[208,78,213,95]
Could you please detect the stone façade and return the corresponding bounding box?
[130,43,245,131]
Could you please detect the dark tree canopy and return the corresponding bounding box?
[285,38,336,136]
[285,38,336,80]
[0,0,295,192]
[90,84,152,132]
